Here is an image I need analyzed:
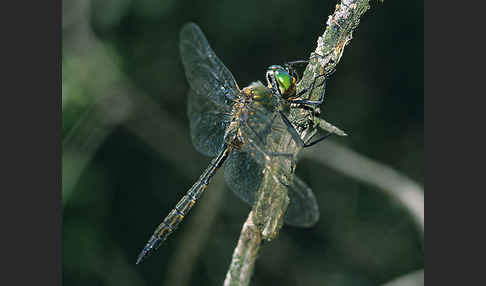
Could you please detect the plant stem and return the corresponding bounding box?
[224,1,372,285]
[223,211,261,286]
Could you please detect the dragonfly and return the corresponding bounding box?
[136,23,332,264]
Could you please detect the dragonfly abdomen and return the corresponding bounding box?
[136,145,231,264]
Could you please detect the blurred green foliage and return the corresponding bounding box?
[62,0,423,285]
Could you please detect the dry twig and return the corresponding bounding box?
[224,1,373,285]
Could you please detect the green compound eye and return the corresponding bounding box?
[275,69,292,95]
[266,65,297,98]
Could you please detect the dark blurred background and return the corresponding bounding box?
[62,0,423,285]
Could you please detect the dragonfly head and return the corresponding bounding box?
[266,65,297,99]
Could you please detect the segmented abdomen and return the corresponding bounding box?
[136,145,230,264]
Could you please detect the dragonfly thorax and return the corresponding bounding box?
[244,81,277,108]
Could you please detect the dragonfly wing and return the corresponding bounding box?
[180,23,239,108]
[224,152,319,227]
[227,92,319,227]
[239,102,292,169]
[223,151,263,206]
[284,175,319,227]
[187,89,229,157]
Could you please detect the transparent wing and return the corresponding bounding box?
[224,100,319,226]
[223,151,263,206]
[187,89,229,157]
[284,176,319,227]
[239,100,292,169]
[180,22,239,108]
[224,152,319,227]
[226,92,292,199]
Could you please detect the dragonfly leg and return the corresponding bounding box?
[278,110,305,148]
[288,75,327,106]
[284,59,309,66]
[302,132,333,148]
[284,60,308,81]
[285,48,334,68]
[285,50,337,106]
[283,51,332,78]
[279,110,334,148]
